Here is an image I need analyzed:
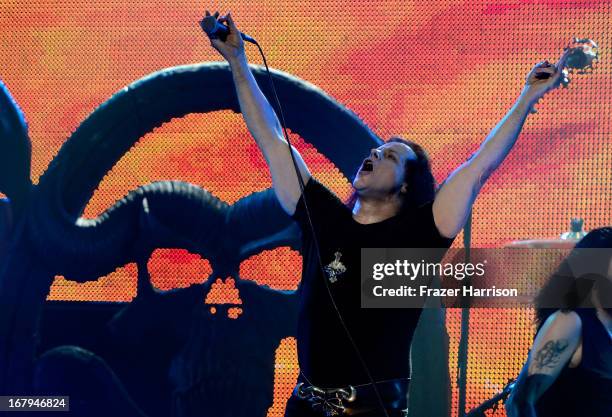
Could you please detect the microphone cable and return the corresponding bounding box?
[248,39,392,417]
[200,13,391,415]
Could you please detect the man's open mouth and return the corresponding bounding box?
[361,160,374,172]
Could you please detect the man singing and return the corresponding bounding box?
[202,10,570,417]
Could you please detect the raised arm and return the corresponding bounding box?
[203,11,310,215]
[505,310,581,417]
[432,51,570,238]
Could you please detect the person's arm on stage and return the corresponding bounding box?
[432,50,570,238]
[204,11,310,215]
[504,310,581,417]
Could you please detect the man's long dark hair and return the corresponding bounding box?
[534,226,612,331]
[346,137,437,213]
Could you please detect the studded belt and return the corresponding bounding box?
[292,377,410,416]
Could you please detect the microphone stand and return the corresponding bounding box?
[456,210,472,417]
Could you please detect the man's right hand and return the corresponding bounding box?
[203,10,246,64]
[200,10,311,215]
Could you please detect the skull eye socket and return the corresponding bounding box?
[148,248,213,291]
[239,247,302,290]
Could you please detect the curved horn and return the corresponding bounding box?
[37,63,380,212]
[29,62,380,278]
[30,180,228,281]
[0,80,32,214]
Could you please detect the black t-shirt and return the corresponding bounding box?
[291,177,455,387]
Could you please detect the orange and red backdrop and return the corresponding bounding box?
[1,1,610,415]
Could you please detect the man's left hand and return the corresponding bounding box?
[522,48,570,106]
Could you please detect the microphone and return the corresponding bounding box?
[199,16,256,44]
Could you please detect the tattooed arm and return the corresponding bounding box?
[505,310,582,417]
